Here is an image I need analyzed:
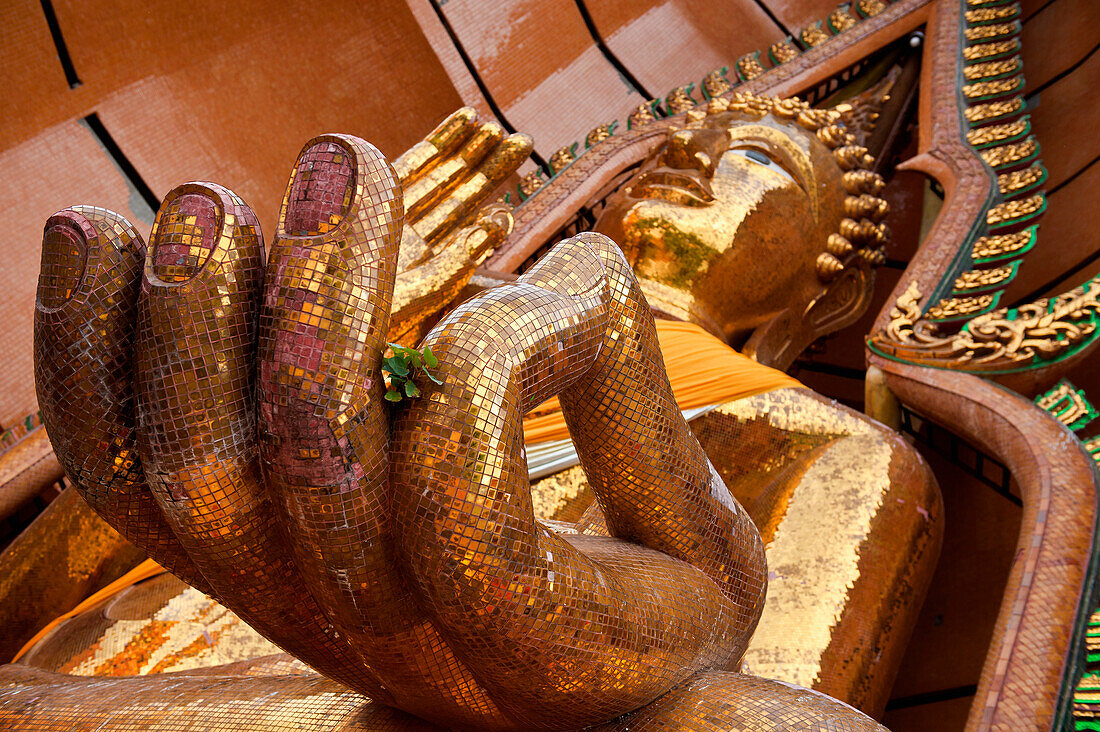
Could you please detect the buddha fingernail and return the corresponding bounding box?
[427,106,478,151]
[38,213,92,309]
[148,189,222,284]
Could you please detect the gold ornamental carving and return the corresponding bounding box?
[856,0,887,17]
[998,165,1044,196]
[972,230,1032,259]
[628,102,658,130]
[873,279,1100,370]
[964,7,1020,24]
[665,87,696,114]
[965,98,1023,125]
[925,295,995,321]
[986,194,1044,226]
[549,144,577,174]
[966,117,1028,147]
[981,138,1036,168]
[799,24,829,48]
[518,170,545,198]
[1035,381,1099,431]
[769,40,799,64]
[954,265,1014,291]
[963,77,1021,99]
[1084,435,1100,456]
[585,122,615,147]
[827,7,858,32]
[702,68,733,98]
[963,39,1020,62]
[736,53,766,80]
[965,22,1020,43]
[964,58,1020,81]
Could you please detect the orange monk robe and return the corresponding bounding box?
[522,319,802,445]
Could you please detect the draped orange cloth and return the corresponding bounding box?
[14,320,800,663]
[522,319,803,444]
[13,558,165,662]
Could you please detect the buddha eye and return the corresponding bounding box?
[727,146,795,183]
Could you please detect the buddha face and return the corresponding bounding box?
[595,110,849,345]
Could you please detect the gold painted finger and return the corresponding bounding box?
[260,134,403,636]
[258,136,503,727]
[391,235,740,728]
[392,106,479,184]
[560,232,766,660]
[33,206,210,593]
[396,224,430,272]
[402,121,505,224]
[389,232,481,346]
[398,194,512,275]
[389,206,514,345]
[412,133,533,246]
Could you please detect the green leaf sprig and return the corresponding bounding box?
[381,342,442,403]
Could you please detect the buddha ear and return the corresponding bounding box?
[743,266,874,371]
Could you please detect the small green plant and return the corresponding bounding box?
[381,342,442,402]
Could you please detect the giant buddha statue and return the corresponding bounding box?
[0,92,940,732]
[595,95,886,353]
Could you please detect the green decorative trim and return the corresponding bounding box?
[973,224,1039,264]
[950,259,1020,296]
[988,195,1046,230]
[1036,380,1100,432]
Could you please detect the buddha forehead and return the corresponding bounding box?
[667,110,838,203]
[619,109,843,238]
[690,109,817,147]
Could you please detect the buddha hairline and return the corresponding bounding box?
[686,92,890,283]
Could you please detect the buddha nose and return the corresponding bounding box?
[661,127,728,178]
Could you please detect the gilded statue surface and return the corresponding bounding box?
[4,0,1099,728]
[591,95,888,349]
[0,89,946,731]
[8,114,908,729]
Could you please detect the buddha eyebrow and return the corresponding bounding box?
[728,136,811,194]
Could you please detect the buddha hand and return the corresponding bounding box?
[33,132,765,731]
[389,107,531,344]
